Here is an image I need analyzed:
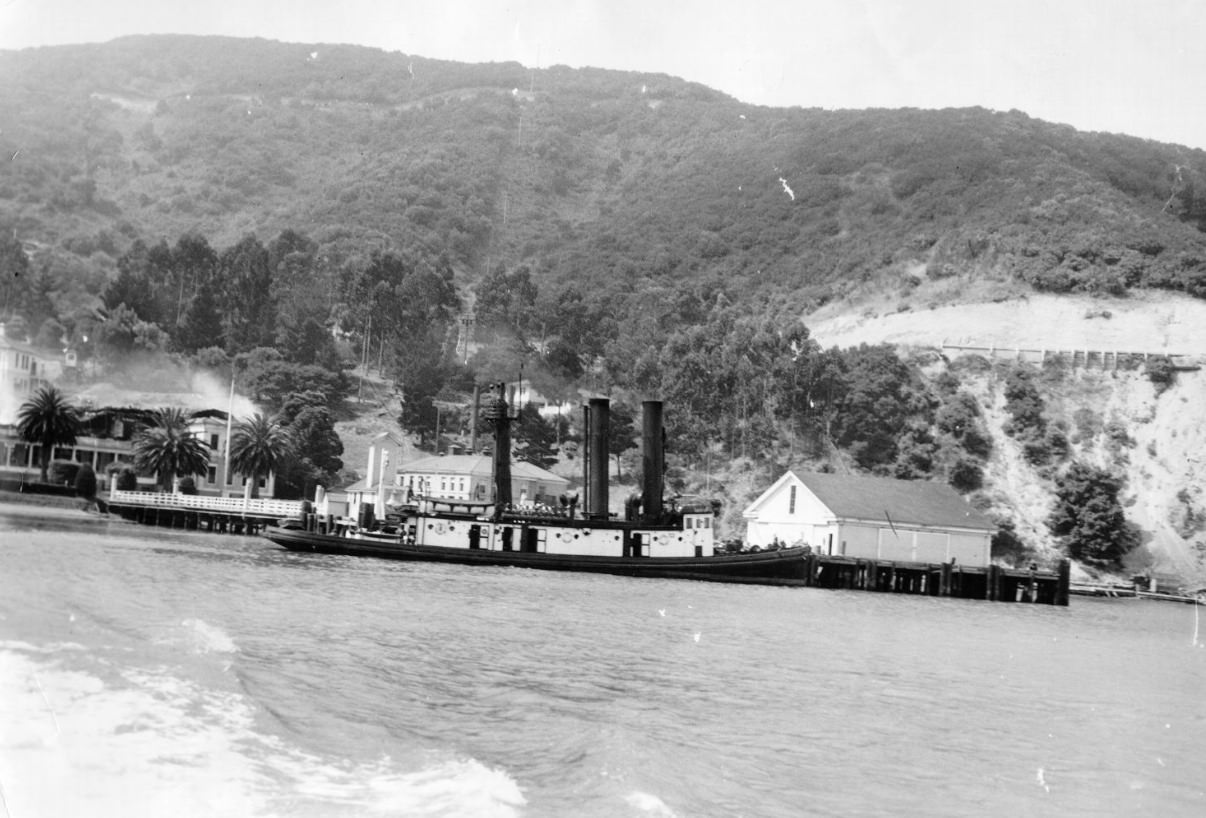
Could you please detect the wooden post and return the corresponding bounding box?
[987,565,999,601]
[1055,559,1070,606]
[940,561,953,597]
[866,560,877,591]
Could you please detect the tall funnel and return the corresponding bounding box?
[587,397,610,519]
[641,400,664,521]
[486,383,512,512]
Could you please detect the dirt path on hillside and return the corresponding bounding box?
[807,292,1206,355]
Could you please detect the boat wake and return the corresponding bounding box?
[0,642,525,817]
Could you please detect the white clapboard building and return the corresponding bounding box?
[742,470,996,566]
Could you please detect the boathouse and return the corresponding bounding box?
[742,471,996,567]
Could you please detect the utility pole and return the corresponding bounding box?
[223,367,235,496]
[358,313,371,402]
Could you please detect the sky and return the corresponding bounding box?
[2,0,1205,149]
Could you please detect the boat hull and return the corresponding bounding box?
[264,526,810,585]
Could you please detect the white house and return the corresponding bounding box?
[0,326,57,414]
[743,471,996,567]
[397,454,570,505]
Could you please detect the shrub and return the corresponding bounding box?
[48,460,80,486]
[116,466,138,491]
[74,462,97,498]
[1003,367,1046,439]
[1145,356,1175,394]
[990,518,1029,565]
[948,457,984,493]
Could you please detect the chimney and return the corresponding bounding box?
[641,400,664,521]
[488,383,512,510]
[586,397,610,519]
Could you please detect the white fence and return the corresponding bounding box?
[940,343,1197,370]
[108,488,303,518]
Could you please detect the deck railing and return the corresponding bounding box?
[108,488,303,518]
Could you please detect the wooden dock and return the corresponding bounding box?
[788,554,1070,605]
[106,487,303,535]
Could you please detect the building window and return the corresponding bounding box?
[789,485,797,514]
[210,434,219,449]
[207,466,217,484]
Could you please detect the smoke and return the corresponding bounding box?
[71,351,261,420]
[189,369,258,419]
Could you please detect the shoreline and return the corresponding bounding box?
[0,490,112,519]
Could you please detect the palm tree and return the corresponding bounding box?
[16,386,81,483]
[133,407,211,492]
[228,413,292,498]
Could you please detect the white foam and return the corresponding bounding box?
[625,790,678,816]
[0,646,525,818]
[180,617,239,655]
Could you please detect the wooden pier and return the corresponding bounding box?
[788,554,1070,605]
[106,486,303,536]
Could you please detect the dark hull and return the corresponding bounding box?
[264,526,810,585]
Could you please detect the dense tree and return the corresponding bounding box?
[237,347,348,411]
[175,280,224,354]
[229,413,292,498]
[132,408,211,491]
[473,264,539,341]
[936,390,992,459]
[275,394,344,499]
[831,344,930,472]
[512,403,558,469]
[219,234,276,352]
[607,401,638,479]
[270,234,340,368]
[16,386,81,482]
[1048,461,1139,565]
[0,232,31,319]
[168,234,220,328]
[93,303,169,365]
[102,239,159,320]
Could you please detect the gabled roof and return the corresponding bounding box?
[791,471,996,532]
[401,454,492,476]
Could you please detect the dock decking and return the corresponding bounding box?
[782,554,1070,605]
[106,487,303,535]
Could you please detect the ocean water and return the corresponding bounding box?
[1,502,1203,818]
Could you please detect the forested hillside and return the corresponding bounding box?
[4,35,1206,582]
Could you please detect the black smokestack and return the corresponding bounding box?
[587,397,610,519]
[488,383,512,512]
[641,400,664,521]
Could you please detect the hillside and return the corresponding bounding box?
[6,35,1206,584]
[6,34,1206,315]
[807,291,1206,585]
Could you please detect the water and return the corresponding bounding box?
[1,502,1203,818]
